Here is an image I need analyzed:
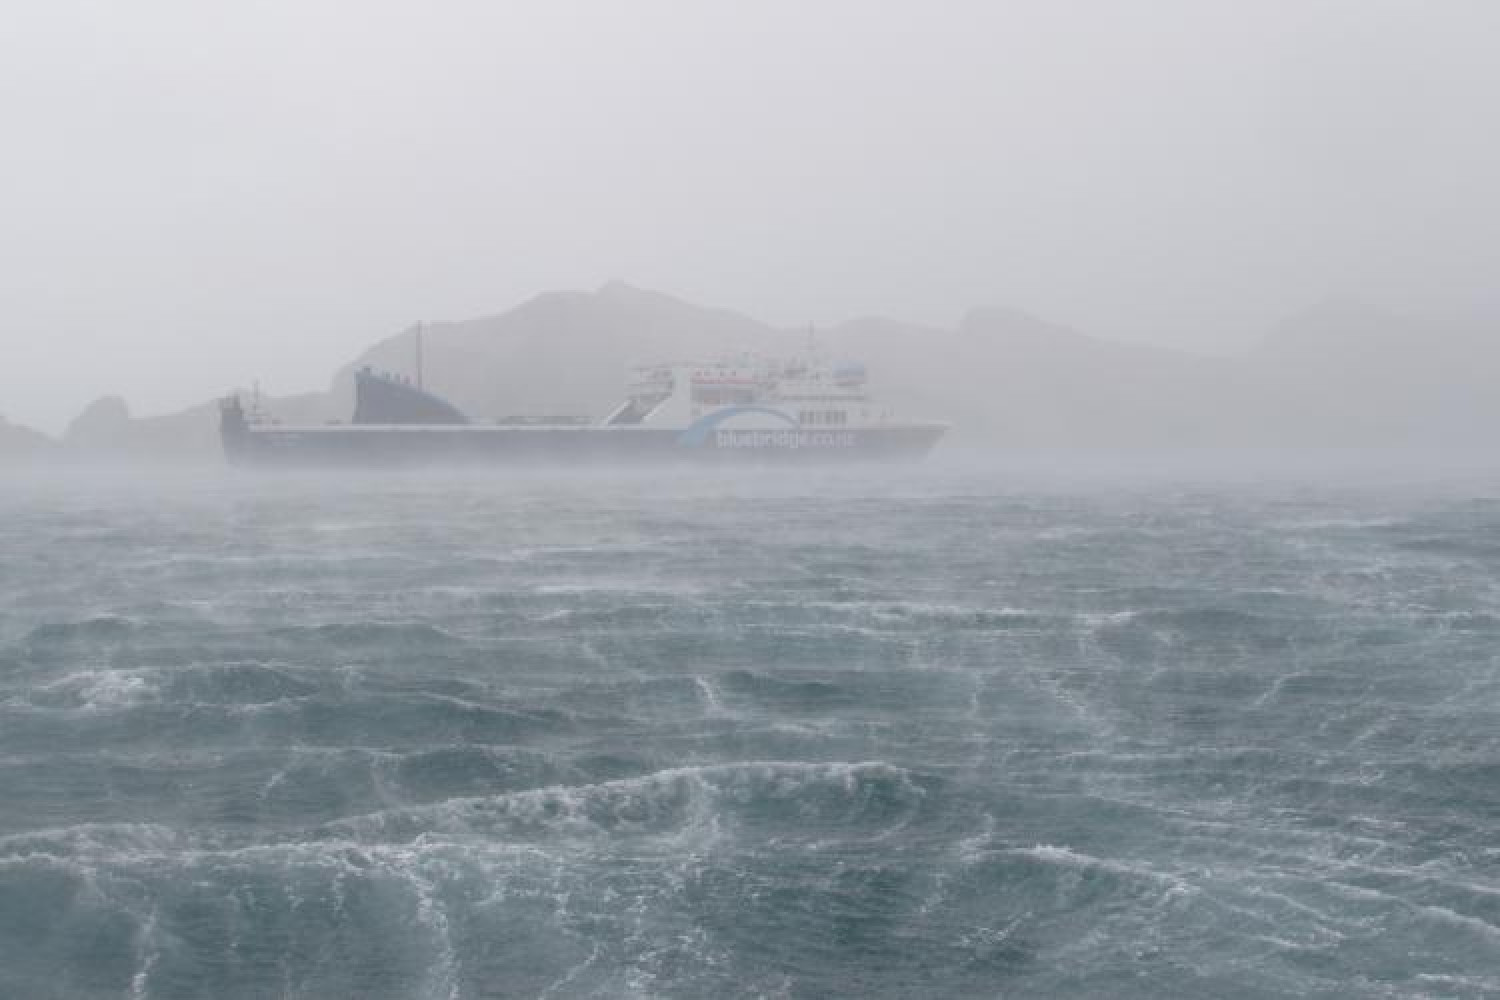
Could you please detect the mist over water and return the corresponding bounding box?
[1,464,1498,998]
[5,1,1497,995]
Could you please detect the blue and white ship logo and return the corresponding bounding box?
[675,406,800,447]
[676,407,856,450]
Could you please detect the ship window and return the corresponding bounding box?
[693,387,756,405]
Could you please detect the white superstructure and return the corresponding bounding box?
[601,356,901,431]
[224,352,947,464]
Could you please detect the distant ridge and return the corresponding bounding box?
[20,284,1500,464]
[339,283,792,421]
[0,414,56,464]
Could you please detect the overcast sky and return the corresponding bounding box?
[1,0,1496,431]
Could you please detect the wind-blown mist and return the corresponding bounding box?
[6,283,1499,465]
[2,4,1497,998]
[2,2,1498,431]
[1,469,1498,997]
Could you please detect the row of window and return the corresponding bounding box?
[691,388,758,405]
[801,410,849,426]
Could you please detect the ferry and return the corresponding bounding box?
[220,355,947,466]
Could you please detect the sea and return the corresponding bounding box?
[0,461,1497,999]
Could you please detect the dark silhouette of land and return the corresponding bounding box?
[5,283,1497,465]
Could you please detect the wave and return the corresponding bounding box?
[1003,844,1193,893]
[0,821,203,862]
[0,761,930,869]
[266,622,464,648]
[12,662,319,714]
[720,670,852,707]
[316,760,930,848]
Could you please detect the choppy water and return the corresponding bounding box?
[1,467,1498,999]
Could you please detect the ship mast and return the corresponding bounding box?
[415,321,424,390]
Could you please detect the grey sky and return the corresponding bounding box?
[1,0,1495,432]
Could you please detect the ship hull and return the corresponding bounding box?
[223,423,946,467]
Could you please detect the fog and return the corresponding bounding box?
[1,0,1496,436]
[6,10,1500,989]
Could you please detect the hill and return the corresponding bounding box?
[0,415,57,465]
[340,282,801,420]
[43,284,1500,462]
